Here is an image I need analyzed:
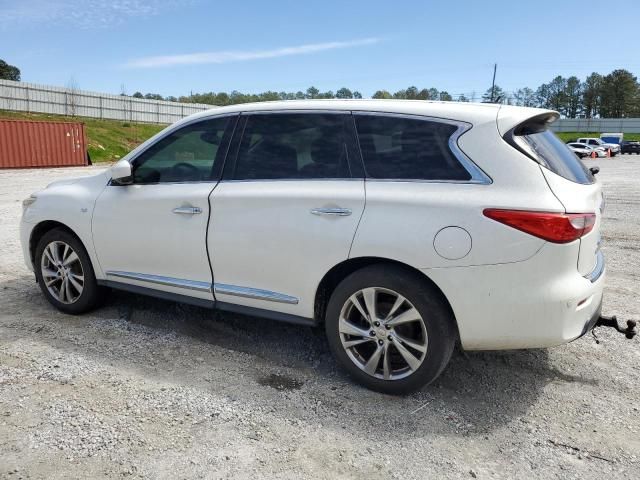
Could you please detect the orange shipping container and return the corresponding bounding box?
[0,119,87,168]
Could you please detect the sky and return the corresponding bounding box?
[2,0,640,99]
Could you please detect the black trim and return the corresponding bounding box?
[209,114,239,181]
[211,114,240,181]
[222,115,247,180]
[98,280,215,308]
[215,301,317,327]
[345,113,365,178]
[98,280,318,327]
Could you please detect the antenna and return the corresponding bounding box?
[490,63,497,102]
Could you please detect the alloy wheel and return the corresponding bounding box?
[40,241,84,304]
[338,287,428,380]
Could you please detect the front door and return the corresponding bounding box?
[93,115,236,302]
[208,112,365,319]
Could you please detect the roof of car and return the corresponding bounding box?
[177,99,552,130]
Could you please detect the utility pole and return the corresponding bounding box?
[490,63,497,102]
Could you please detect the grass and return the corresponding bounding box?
[554,132,640,143]
[0,110,165,163]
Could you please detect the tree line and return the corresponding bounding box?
[130,86,364,104]
[128,68,640,119]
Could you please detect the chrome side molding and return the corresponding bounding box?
[213,283,299,304]
[104,271,299,305]
[105,271,212,292]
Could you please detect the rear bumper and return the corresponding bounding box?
[424,242,606,350]
[577,295,603,339]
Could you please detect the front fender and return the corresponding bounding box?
[22,172,110,279]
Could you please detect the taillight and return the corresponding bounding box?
[483,209,596,243]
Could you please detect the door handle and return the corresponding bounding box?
[172,206,202,215]
[310,207,352,216]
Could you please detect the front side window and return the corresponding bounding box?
[132,117,231,183]
[354,115,472,181]
[232,113,350,180]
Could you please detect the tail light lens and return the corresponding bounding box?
[483,209,596,243]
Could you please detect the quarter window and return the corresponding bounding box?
[132,117,231,183]
[232,114,350,180]
[354,115,472,181]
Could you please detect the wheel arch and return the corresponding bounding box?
[29,220,86,267]
[314,257,459,336]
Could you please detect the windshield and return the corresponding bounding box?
[517,130,594,184]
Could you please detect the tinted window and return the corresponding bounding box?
[133,117,230,183]
[518,130,593,184]
[233,114,349,180]
[354,115,471,180]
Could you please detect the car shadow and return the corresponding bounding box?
[1,276,600,437]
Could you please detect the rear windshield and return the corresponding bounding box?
[517,130,594,184]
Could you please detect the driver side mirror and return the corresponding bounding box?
[111,159,133,185]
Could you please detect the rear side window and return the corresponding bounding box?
[232,113,350,180]
[515,130,593,184]
[354,115,471,181]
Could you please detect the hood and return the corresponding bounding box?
[44,170,110,190]
[45,177,83,189]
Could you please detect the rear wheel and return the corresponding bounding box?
[325,265,456,394]
[34,228,103,314]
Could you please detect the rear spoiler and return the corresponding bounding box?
[496,105,559,137]
[500,110,560,163]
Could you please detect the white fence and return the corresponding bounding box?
[549,117,640,134]
[0,79,213,124]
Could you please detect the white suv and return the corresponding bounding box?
[20,100,605,394]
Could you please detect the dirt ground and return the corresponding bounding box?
[0,157,639,479]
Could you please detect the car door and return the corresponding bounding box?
[92,115,237,303]
[208,111,365,320]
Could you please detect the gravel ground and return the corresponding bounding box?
[0,157,639,479]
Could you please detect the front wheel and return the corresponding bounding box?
[34,228,103,314]
[325,265,456,394]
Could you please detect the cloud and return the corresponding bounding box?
[0,0,181,29]
[124,38,381,68]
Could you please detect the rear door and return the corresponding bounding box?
[207,111,365,319]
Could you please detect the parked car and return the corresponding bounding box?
[577,137,620,156]
[621,140,640,154]
[20,101,605,394]
[566,142,606,158]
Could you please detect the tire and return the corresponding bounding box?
[325,265,457,394]
[34,228,103,314]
